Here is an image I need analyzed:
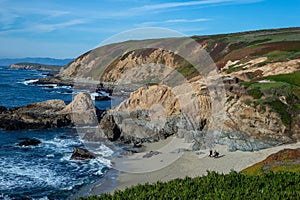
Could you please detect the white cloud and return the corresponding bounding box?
[34,19,87,32]
[137,18,210,27]
[0,19,88,35]
[132,0,262,12]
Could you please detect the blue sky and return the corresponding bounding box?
[0,0,299,58]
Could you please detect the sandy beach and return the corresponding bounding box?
[89,137,300,195]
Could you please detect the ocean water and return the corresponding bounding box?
[0,66,114,199]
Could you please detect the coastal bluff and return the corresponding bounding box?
[29,27,300,151]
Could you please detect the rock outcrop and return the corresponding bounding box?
[0,100,71,130]
[70,147,97,160]
[9,62,62,72]
[17,138,41,147]
[98,82,300,151]
[61,92,98,127]
[0,92,100,130]
[99,84,213,146]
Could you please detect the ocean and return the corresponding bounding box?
[0,66,114,199]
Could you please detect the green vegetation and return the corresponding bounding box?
[226,64,246,74]
[242,149,300,176]
[266,99,290,125]
[79,171,300,200]
[177,63,197,79]
[241,71,300,126]
[247,88,263,99]
[265,71,300,87]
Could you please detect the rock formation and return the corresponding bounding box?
[9,62,62,72]
[0,92,100,130]
[61,92,98,127]
[33,27,300,151]
[70,147,97,160]
[0,100,71,130]
[17,138,41,147]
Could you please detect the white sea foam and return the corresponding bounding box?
[93,144,114,157]
[90,92,99,100]
[22,79,38,85]
[37,84,58,88]
[0,194,12,200]
[33,197,49,200]
[0,146,107,192]
[41,136,81,150]
[98,90,111,97]
[60,85,72,89]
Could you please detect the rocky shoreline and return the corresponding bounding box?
[0,92,105,130]
[3,74,298,153]
[2,27,300,153]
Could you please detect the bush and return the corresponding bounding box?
[79,171,300,200]
[247,88,263,99]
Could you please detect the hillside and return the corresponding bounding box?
[54,27,300,151]
[59,27,300,81]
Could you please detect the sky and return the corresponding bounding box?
[0,0,299,59]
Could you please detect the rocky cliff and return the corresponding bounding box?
[48,27,300,151]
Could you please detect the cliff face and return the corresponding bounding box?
[99,83,213,147]
[58,27,300,151]
[101,83,298,151]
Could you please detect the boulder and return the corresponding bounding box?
[17,138,41,147]
[61,92,98,127]
[99,112,121,141]
[70,147,97,160]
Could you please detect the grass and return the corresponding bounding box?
[265,71,300,87]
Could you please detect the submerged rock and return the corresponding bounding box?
[17,138,41,147]
[70,147,97,160]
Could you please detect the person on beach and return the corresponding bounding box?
[209,149,213,157]
[213,150,219,158]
